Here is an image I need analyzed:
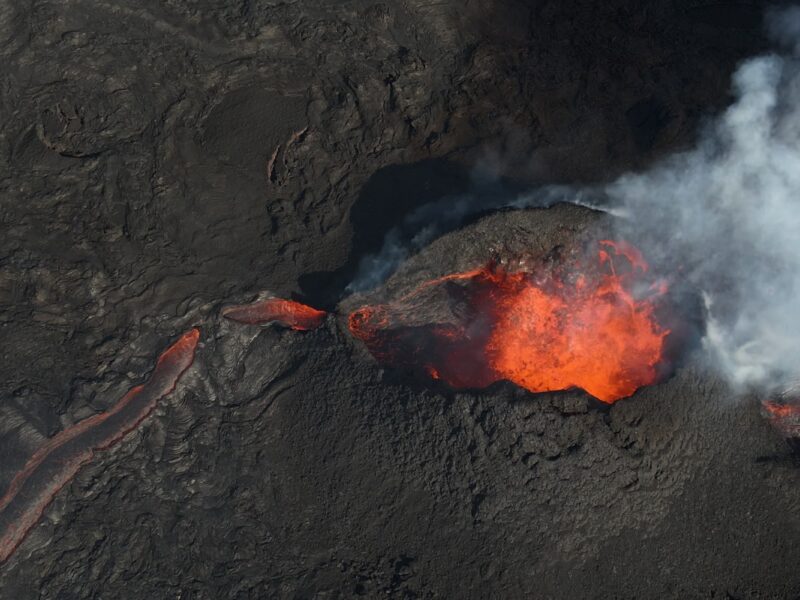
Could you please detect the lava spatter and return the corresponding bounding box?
[0,328,200,564]
[222,297,326,330]
[349,241,670,403]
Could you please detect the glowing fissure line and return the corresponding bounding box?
[0,328,200,564]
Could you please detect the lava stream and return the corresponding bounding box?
[349,241,670,403]
[0,328,200,564]
[222,297,326,330]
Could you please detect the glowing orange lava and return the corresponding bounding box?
[762,400,800,437]
[223,297,326,330]
[349,241,670,403]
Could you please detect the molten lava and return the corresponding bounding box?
[762,400,800,438]
[349,241,670,403]
[0,328,199,564]
[223,297,326,330]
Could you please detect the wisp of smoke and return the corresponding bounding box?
[606,8,800,391]
[349,8,800,395]
[346,181,601,293]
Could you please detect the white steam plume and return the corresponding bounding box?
[349,8,800,394]
[346,183,597,293]
[606,8,800,391]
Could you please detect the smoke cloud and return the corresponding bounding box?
[346,178,586,293]
[350,8,800,394]
[606,8,800,391]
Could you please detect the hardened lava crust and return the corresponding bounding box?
[1,207,799,599]
[1,1,798,598]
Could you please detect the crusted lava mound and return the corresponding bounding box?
[342,204,676,402]
[347,238,670,402]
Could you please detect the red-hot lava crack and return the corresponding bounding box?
[762,400,800,438]
[349,241,671,403]
[761,381,800,440]
[760,378,800,440]
[0,328,200,565]
[222,297,326,330]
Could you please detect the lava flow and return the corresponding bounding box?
[349,241,670,403]
[222,297,326,330]
[0,328,200,564]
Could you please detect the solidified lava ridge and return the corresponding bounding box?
[0,328,200,565]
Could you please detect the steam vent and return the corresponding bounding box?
[1,2,800,598]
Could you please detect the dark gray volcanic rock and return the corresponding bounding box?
[339,203,605,314]
[2,206,799,599]
[0,1,795,598]
[0,0,769,436]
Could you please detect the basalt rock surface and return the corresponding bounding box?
[1,1,798,598]
[2,204,800,598]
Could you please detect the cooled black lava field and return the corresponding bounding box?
[1,2,799,599]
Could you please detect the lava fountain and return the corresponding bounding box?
[349,241,671,402]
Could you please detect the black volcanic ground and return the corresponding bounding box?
[1,2,799,598]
